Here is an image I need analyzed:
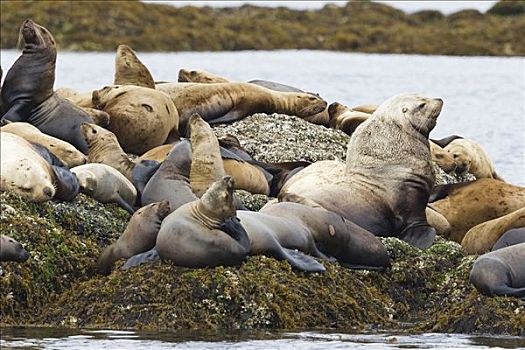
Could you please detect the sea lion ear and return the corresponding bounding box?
[52,166,79,201]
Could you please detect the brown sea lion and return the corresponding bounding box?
[492,228,525,251]
[461,207,525,254]
[97,201,171,275]
[429,140,456,173]
[351,104,379,114]
[71,163,138,214]
[114,44,155,88]
[281,94,444,249]
[1,132,79,202]
[139,143,174,162]
[1,20,93,154]
[92,85,179,154]
[81,123,136,181]
[328,102,370,136]
[158,82,327,135]
[0,235,30,262]
[430,179,525,243]
[1,122,87,167]
[444,138,503,180]
[178,69,231,83]
[469,243,525,300]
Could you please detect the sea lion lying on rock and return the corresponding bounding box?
[470,243,525,300]
[281,94,444,249]
[444,138,503,180]
[0,235,30,262]
[178,69,231,83]
[1,19,95,154]
[429,179,525,243]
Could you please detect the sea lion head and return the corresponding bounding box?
[377,94,443,137]
[17,19,56,52]
[188,113,211,142]
[75,169,98,196]
[151,200,171,222]
[80,123,114,149]
[178,69,228,83]
[328,102,349,120]
[199,176,236,221]
[0,235,30,262]
[447,144,471,176]
[294,93,328,117]
[429,141,456,173]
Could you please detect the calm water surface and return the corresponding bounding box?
[2,328,525,350]
[1,50,523,185]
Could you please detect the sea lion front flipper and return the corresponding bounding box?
[219,216,251,252]
[208,109,246,125]
[31,142,67,167]
[132,159,161,199]
[121,248,160,271]
[399,223,436,250]
[52,166,80,201]
[115,194,135,214]
[1,100,33,123]
[281,248,326,273]
[165,127,181,144]
[430,135,464,148]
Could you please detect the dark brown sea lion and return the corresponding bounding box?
[97,201,171,275]
[1,19,93,154]
[469,243,525,300]
[0,235,30,262]
[429,179,525,243]
[157,82,327,135]
[114,44,155,88]
[281,94,444,249]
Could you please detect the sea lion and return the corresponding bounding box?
[0,132,79,202]
[429,140,456,173]
[461,207,525,254]
[92,85,179,154]
[444,138,503,180]
[328,102,370,136]
[0,235,30,262]
[157,82,327,135]
[81,123,136,181]
[281,94,444,249]
[71,163,138,213]
[260,201,391,270]
[430,179,525,243]
[97,200,171,275]
[56,88,95,108]
[114,44,155,88]
[178,69,231,83]
[469,243,525,300]
[139,143,175,162]
[1,122,87,167]
[425,206,451,238]
[351,104,378,114]
[492,228,525,251]
[1,20,93,154]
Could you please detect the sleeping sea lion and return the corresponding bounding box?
[444,138,504,180]
[0,235,30,262]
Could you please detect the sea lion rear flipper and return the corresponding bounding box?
[121,248,160,271]
[430,135,464,148]
[281,248,326,273]
[208,109,246,125]
[399,224,436,250]
[116,195,135,214]
[52,166,80,201]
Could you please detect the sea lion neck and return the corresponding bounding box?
[192,201,223,229]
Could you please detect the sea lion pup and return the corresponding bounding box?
[259,201,391,270]
[461,207,525,254]
[328,102,370,136]
[114,44,155,88]
[81,123,136,181]
[444,138,504,180]
[124,176,251,270]
[178,69,231,83]
[429,140,456,173]
[281,94,444,249]
[430,179,525,243]
[71,163,138,214]
[158,82,327,135]
[492,228,525,251]
[1,19,94,154]
[92,85,179,154]
[97,201,171,275]
[0,235,30,262]
[469,243,525,300]
[1,122,87,167]
[0,132,79,202]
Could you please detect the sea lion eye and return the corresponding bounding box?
[453,154,458,158]
[92,129,97,134]
[402,107,408,113]
[418,103,426,109]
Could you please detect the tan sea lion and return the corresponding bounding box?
[158,82,327,135]
[429,140,456,173]
[351,104,379,114]
[97,201,171,275]
[56,88,94,108]
[0,132,79,202]
[328,102,370,136]
[444,138,503,180]
[461,207,525,254]
[114,44,155,88]
[81,123,136,181]
[71,163,138,213]
[469,243,525,300]
[178,69,231,83]
[92,85,179,154]
[0,235,30,262]
[430,179,525,243]
[139,143,174,162]
[1,122,87,167]
[280,94,444,249]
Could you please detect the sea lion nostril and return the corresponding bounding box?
[43,187,53,197]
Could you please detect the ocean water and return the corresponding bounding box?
[1,50,523,185]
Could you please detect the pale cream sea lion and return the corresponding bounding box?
[444,138,503,180]
[114,44,155,88]
[429,140,456,173]
[178,69,231,83]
